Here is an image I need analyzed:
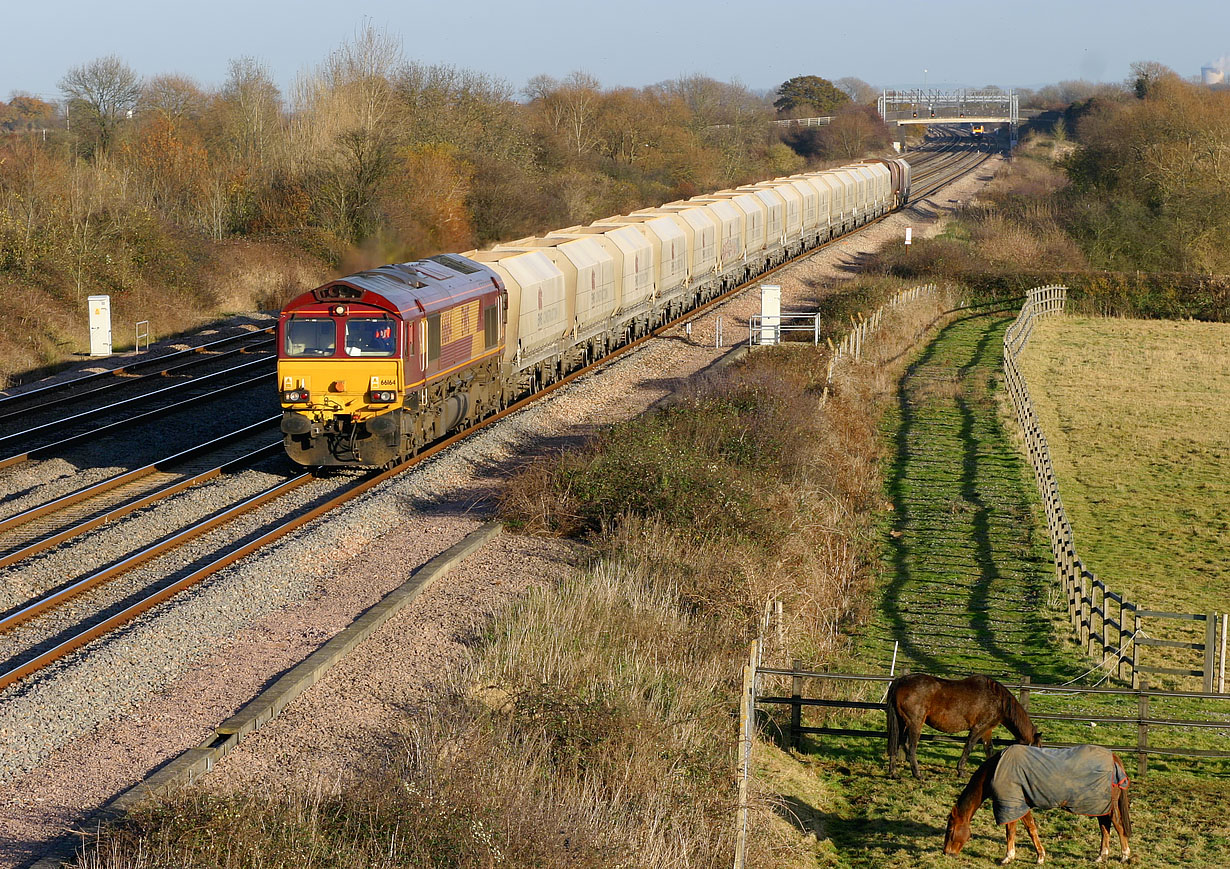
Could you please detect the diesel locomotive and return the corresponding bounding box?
[278,157,911,467]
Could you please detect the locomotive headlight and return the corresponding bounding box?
[369,390,397,403]
[282,389,311,403]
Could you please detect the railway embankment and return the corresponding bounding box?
[6,160,1003,868]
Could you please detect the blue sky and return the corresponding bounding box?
[4,0,1229,102]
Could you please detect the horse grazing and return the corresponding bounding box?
[943,744,1131,864]
[886,674,1039,779]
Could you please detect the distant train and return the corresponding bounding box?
[278,157,912,467]
[970,124,985,138]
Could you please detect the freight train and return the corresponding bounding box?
[278,157,912,467]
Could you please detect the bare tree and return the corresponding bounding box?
[142,74,209,127]
[219,56,282,169]
[821,104,890,159]
[59,55,141,156]
[1129,60,1177,99]
[526,71,603,156]
[320,22,401,133]
[835,76,877,105]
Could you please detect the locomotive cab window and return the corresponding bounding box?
[344,318,397,356]
[285,318,336,357]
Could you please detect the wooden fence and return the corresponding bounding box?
[755,669,1230,778]
[821,283,937,402]
[1003,285,1228,691]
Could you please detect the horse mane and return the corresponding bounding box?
[993,680,1034,741]
[954,751,1000,818]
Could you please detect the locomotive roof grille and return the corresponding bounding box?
[429,254,481,274]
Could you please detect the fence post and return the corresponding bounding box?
[1136,680,1149,779]
[1101,589,1112,666]
[733,641,756,869]
[1118,599,1132,684]
[1205,613,1217,693]
[1221,613,1228,694]
[790,660,803,750]
[1132,611,1142,690]
[1087,576,1099,658]
[1082,575,1092,648]
[1018,675,1031,714]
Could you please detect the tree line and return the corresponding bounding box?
[1,30,888,293]
[0,29,892,380]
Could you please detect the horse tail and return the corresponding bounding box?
[886,680,901,764]
[1116,759,1132,838]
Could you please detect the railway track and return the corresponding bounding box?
[0,139,991,698]
[0,419,282,570]
[0,327,273,420]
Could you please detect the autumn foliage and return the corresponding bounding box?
[3,34,904,381]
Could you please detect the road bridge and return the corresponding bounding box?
[878,89,1021,149]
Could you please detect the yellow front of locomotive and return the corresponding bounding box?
[278,297,409,467]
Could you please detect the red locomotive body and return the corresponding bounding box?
[278,255,505,467]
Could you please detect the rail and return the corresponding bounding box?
[0,327,274,407]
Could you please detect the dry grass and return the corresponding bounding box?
[70,289,953,868]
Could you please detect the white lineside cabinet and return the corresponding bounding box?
[88,294,112,356]
[759,284,781,346]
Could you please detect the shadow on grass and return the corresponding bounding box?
[875,311,1080,682]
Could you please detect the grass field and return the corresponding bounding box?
[774,310,1230,867]
[1015,316,1230,617]
[854,309,1081,681]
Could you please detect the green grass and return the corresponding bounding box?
[774,310,1230,866]
[1016,316,1230,616]
[785,742,1230,868]
[857,310,1082,681]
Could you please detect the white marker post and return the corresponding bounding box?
[905,227,913,246]
[88,295,112,357]
[759,284,781,346]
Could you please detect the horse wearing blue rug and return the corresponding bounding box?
[943,744,1132,864]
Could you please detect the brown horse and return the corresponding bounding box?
[886,674,1040,779]
[942,744,1131,864]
